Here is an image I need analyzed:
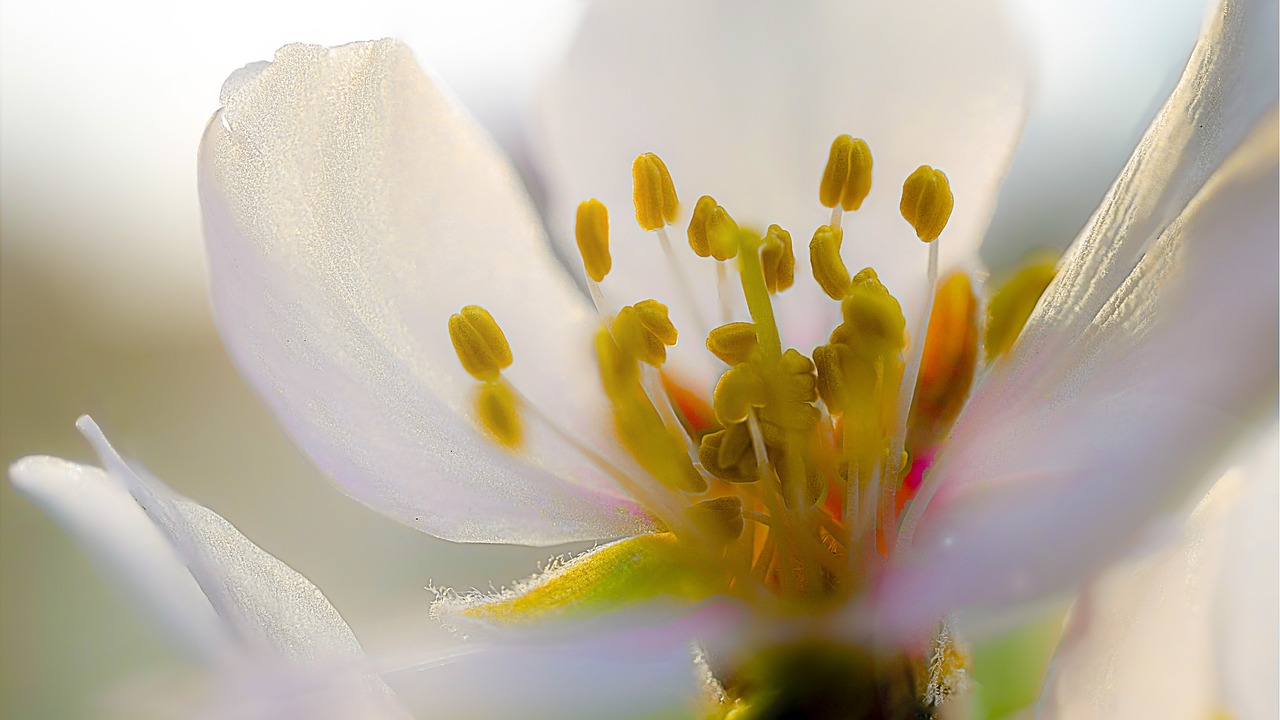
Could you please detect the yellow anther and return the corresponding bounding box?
[776,349,818,403]
[819,135,874,211]
[813,343,853,411]
[984,258,1057,362]
[687,195,717,257]
[594,328,640,399]
[595,330,706,494]
[900,165,954,242]
[688,496,745,542]
[832,268,906,359]
[715,422,753,470]
[634,299,678,345]
[698,426,757,483]
[475,381,521,449]
[712,363,767,425]
[707,205,740,261]
[632,152,679,231]
[760,224,795,293]
[706,322,758,365]
[687,195,740,261]
[809,225,851,300]
[612,300,677,367]
[448,305,513,382]
[575,198,611,282]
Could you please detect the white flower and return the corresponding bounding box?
[12,0,1277,716]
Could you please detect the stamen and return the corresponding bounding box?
[819,135,874,212]
[820,135,873,231]
[593,328,707,496]
[687,195,740,261]
[448,305,513,382]
[706,322,759,366]
[505,381,695,540]
[759,225,795,294]
[612,300,678,367]
[575,198,612,283]
[899,165,954,243]
[631,152,679,231]
[631,152,709,334]
[474,380,521,448]
[688,496,746,542]
[887,167,952,539]
[983,258,1057,362]
[809,225,852,300]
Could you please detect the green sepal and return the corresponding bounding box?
[434,533,725,627]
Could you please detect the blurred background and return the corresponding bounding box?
[1,0,1207,717]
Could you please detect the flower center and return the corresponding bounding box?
[449,135,999,610]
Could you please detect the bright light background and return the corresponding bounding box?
[1,0,1206,717]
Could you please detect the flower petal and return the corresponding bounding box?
[535,0,1029,363]
[388,604,739,719]
[8,455,231,661]
[201,40,656,545]
[1016,0,1278,362]
[18,416,386,680]
[1038,430,1278,720]
[884,101,1279,638]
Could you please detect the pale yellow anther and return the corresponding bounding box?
[575,198,611,282]
[706,322,758,365]
[687,195,739,260]
[832,268,906,359]
[809,225,851,300]
[688,496,745,542]
[819,135,873,211]
[900,165,954,242]
[448,305,513,382]
[632,152,679,231]
[612,300,677,367]
[715,422,753,470]
[697,426,757,484]
[776,349,818,403]
[712,363,767,425]
[707,205,740,261]
[475,381,522,449]
[813,343,853,411]
[687,195,717,257]
[594,328,640,400]
[984,258,1057,362]
[760,224,795,293]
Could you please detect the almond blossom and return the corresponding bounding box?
[11,0,1277,717]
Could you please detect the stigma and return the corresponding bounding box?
[448,135,1018,609]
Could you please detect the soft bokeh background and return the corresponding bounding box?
[0,0,1207,717]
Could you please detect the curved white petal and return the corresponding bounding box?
[883,100,1279,637]
[13,415,392,695]
[8,455,231,661]
[1039,429,1278,720]
[200,40,655,545]
[536,0,1029,371]
[387,605,738,719]
[1014,0,1278,367]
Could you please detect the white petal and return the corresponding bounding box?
[883,103,1279,638]
[71,416,377,669]
[1039,429,1278,720]
[1015,0,1278,361]
[200,40,655,545]
[8,455,231,661]
[535,0,1029,365]
[387,605,738,719]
